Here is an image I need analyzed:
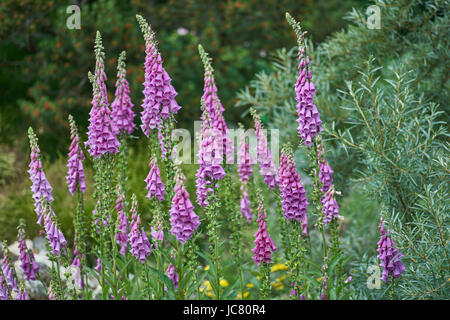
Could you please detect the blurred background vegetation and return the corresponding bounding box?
[0,0,448,299]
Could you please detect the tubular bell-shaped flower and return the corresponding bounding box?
[279,145,309,235]
[85,32,120,159]
[1,247,18,292]
[136,15,180,137]
[252,194,277,266]
[28,127,55,225]
[166,262,178,291]
[17,223,39,281]
[198,44,234,163]
[377,218,405,283]
[111,51,136,136]
[317,143,333,193]
[250,109,279,189]
[170,170,201,243]
[115,187,128,256]
[43,202,67,257]
[128,195,152,263]
[145,157,166,202]
[196,99,226,207]
[321,187,339,226]
[286,13,322,146]
[66,115,86,195]
[71,242,84,289]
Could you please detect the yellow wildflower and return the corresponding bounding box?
[220,279,229,287]
[271,263,289,272]
[204,265,210,271]
[246,283,254,288]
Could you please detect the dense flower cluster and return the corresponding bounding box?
[170,173,201,243]
[28,128,55,225]
[115,189,128,256]
[199,45,234,163]
[66,115,86,195]
[278,147,308,235]
[128,196,152,263]
[137,15,180,137]
[17,227,39,281]
[145,157,166,202]
[196,106,226,207]
[2,253,18,292]
[43,209,67,257]
[377,219,405,283]
[252,197,277,266]
[253,111,279,189]
[85,32,120,158]
[111,51,136,136]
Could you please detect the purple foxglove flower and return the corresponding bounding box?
[151,223,164,249]
[128,196,152,263]
[240,185,253,223]
[137,15,180,137]
[377,218,405,283]
[1,254,18,292]
[278,147,309,235]
[17,227,39,281]
[286,14,322,146]
[290,282,297,298]
[66,115,86,195]
[111,51,136,136]
[253,113,279,189]
[238,134,253,183]
[170,173,201,243]
[71,243,84,289]
[0,276,8,300]
[14,288,30,300]
[199,45,234,162]
[300,294,305,300]
[345,276,352,283]
[195,175,213,208]
[43,211,67,256]
[295,48,322,146]
[28,127,55,225]
[166,262,178,291]
[115,191,128,256]
[252,198,277,266]
[317,145,333,192]
[321,188,339,226]
[145,157,166,202]
[85,33,120,159]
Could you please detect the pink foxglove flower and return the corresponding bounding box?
[0,275,8,300]
[199,45,234,163]
[71,243,84,289]
[94,258,102,274]
[115,189,128,256]
[279,146,308,235]
[111,51,136,136]
[145,157,166,202]
[252,110,279,189]
[137,15,180,137]
[240,186,253,223]
[43,209,67,257]
[28,127,55,225]
[66,115,86,195]
[252,197,277,266]
[128,195,152,263]
[286,13,322,146]
[1,252,18,292]
[85,32,120,159]
[237,133,253,183]
[167,262,178,291]
[377,218,405,283]
[14,287,30,300]
[170,172,201,243]
[321,187,339,226]
[17,226,39,281]
[317,144,333,192]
